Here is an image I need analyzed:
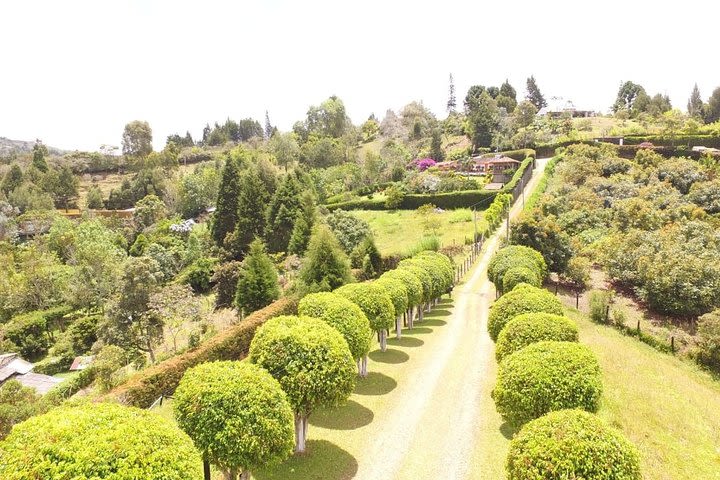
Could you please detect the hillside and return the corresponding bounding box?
[0,137,66,156]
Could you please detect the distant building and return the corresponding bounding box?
[0,353,62,395]
[538,96,594,118]
[70,355,95,371]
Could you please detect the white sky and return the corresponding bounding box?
[0,0,717,151]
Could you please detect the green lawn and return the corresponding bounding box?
[472,307,720,480]
[352,208,486,258]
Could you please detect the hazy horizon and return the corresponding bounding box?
[1,0,717,151]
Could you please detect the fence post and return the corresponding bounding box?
[671,336,675,353]
[636,320,640,335]
[605,305,610,324]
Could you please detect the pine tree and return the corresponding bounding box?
[53,166,80,210]
[212,155,242,246]
[299,225,352,292]
[228,167,270,259]
[235,239,280,314]
[287,192,316,256]
[430,129,445,161]
[1,163,23,195]
[31,141,49,172]
[526,76,547,110]
[447,73,457,113]
[264,174,302,253]
[86,184,104,209]
[688,84,704,120]
[264,110,273,139]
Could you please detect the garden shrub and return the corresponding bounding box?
[380,268,423,310]
[506,409,641,480]
[181,257,216,293]
[495,313,578,361]
[373,277,409,320]
[492,341,602,426]
[44,366,97,405]
[694,309,720,373]
[589,289,613,324]
[2,306,74,361]
[502,266,540,292]
[488,284,564,341]
[0,402,201,480]
[488,245,547,289]
[397,264,433,305]
[334,283,394,333]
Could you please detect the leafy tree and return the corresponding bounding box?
[148,284,200,353]
[304,96,350,138]
[300,136,345,168]
[86,184,104,209]
[360,117,380,143]
[287,194,316,256]
[248,315,356,453]
[498,79,517,112]
[525,76,547,110]
[0,403,202,479]
[174,361,294,480]
[613,81,646,113]
[212,260,242,309]
[511,212,572,273]
[0,379,47,440]
[325,209,372,253]
[1,164,23,195]
[8,182,54,212]
[44,166,79,210]
[133,194,166,230]
[235,239,280,314]
[695,309,720,372]
[264,173,302,253]
[447,73,457,113]
[465,90,500,149]
[334,282,395,351]
[94,344,128,392]
[513,100,538,128]
[705,87,720,124]
[264,110,273,139]
[122,120,153,160]
[31,141,49,172]
[350,236,382,275]
[237,118,264,142]
[228,168,271,258]
[384,184,405,209]
[212,155,242,246]
[298,225,352,292]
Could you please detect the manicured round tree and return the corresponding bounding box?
[495,313,578,361]
[0,402,201,480]
[298,292,373,376]
[488,283,564,341]
[399,257,445,310]
[492,341,602,426]
[506,409,641,480]
[380,268,423,328]
[415,251,455,294]
[174,361,294,480]
[334,282,395,351]
[374,276,409,339]
[248,315,356,453]
[397,264,433,322]
[502,266,541,292]
[488,245,547,291]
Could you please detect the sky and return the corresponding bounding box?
[0,0,717,151]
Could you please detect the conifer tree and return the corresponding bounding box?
[235,239,280,314]
[288,192,316,256]
[447,73,457,113]
[526,75,547,110]
[430,129,445,161]
[1,164,23,195]
[299,225,352,292]
[264,174,302,253]
[212,155,241,246]
[687,84,704,120]
[228,168,270,258]
[264,110,273,139]
[31,141,49,172]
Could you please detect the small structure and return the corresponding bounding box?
[692,146,720,155]
[0,353,62,395]
[539,96,594,118]
[435,160,459,171]
[70,355,95,371]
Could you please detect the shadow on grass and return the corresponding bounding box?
[310,400,373,430]
[423,319,447,327]
[405,326,433,335]
[388,336,424,348]
[369,348,410,364]
[426,309,452,317]
[254,439,358,480]
[499,422,519,440]
[438,297,454,305]
[354,371,397,396]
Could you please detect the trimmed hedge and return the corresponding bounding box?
[45,366,97,405]
[492,341,602,426]
[326,189,498,211]
[380,269,423,309]
[334,283,395,332]
[506,409,641,480]
[502,266,540,292]
[488,246,547,290]
[480,149,536,161]
[488,284,563,341]
[623,134,720,148]
[108,297,297,408]
[33,355,74,376]
[495,313,579,361]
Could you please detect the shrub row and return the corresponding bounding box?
[33,355,74,376]
[325,189,499,211]
[479,149,536,161]
[623,134,720,148]
[488,283,563,341]
[109,297,297,408]
[488,245,548,293]
[495,313,578,361]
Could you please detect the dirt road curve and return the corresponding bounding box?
[353,158,549,480]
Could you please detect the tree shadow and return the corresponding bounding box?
[438,298,454,306]
[388,336,424,348]
[253,439,358,480]
[309,400,373,430]
[499,421,519,440]
[354,371,397,396]
[404,326,433,335]
[426,309,452,317]
[369,348,410,364]
[423,319,447,327]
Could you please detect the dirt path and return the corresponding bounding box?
[353,158,550,480]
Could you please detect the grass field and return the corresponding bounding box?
[352,208,486,257]
[471,306,720,480]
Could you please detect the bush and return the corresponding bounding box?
[589,289,613,324]
[502,266,540,292]
[488,284,564,341]
[211,260,242,309]
[492,341,602,426]
[694,309,720,373]
[488,245,547,289]
[380,268,423,309]
[44,366,97,405]
[495,313,579,361]
[181,257,216,293]
[373,277,409,320]
[334,282,395,332]
[0,402,202,480]
[3,306,74,361]
[506,409,641,480]
[33,355,73,375]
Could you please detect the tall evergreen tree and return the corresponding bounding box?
[228,167,271,258]
[264,110,273,139]
[1,164,23,194]
[212,155,242,246]
[264,174,302,253]
[31,141,48,172]
[526,76,547,110]
[430,129,445,161]
[705,87,720,124]
[688,84,704,119]
[299,225,352,292]
[53,166,80,210]
[447,73,457,113]
[288,192,316,256]
[235,239,280,314]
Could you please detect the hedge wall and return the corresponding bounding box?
[479,149,536,161]
[326,189,498,211]
[623,134,720,148]
[108,297,297,408]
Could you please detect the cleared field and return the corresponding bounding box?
[352,208,487,257]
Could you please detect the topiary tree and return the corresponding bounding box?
[174,361,294,480]
[488,245,548,292]
[0,402,201,480]
[380,268,423,329]
[334,282,395,351]
[495,313,578,361]
[248,315,356,453]
[488,283,564,341]
[502,266,540,292]
[397,264,433,323]
[235,239,280,315]
[298,292,373,376]
[506,409,641,479]
[298,224,352,293]
[492,341,602,427]
[414,250,455,299]
[374,276,409,339]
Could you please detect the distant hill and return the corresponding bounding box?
[0,137,67,156]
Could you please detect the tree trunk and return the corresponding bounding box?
[294,413,308,453]
[395,316,402,339]
[203,459,211,480]
[147,340,156,363]
[361,354,368,377]
[379,329,387,352]
[419,305,424,322]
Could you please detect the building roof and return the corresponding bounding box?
[0,353,64,395]
[0,354,33,382]
[70,355,95,371]
[14,372,62,395]
[473,155,521,165]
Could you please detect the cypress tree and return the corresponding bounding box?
[288,192,316,256]
[228,168,271,259]
[447,73,457,113]
[687,84,704,120]
[430,129,445,161]
[264,174,302,253]
[212,155,241,246]
[32,141,49,172]
[235,239,280,314]
[299,225,352,292]
[1,164,23,194]
[526,76,547,110]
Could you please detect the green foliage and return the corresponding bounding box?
[689,179,720,214]
[212,154,242,246]
[298,292,372,360]
[334,282,395,332]
[229,167,272,258]
[589,289,613,324]
[182,257,216,293]
[327,189,498,211]
[380,268,423,308]
[492,341,602,426]
[349,236,382,273]
[86,184,104,209]
[397,264,433,304]
[325,209,371,253]
[249,315,356,415]
[177,164,219,218]
[525,76,546,110]
[466,90,500,149]
[133,194,166,230]
[506,409,641,480]
[1,164,23,195]
[495,313,579,360]
[694,309,720,373]
[488,245,548,290]
[373,276,409,318]
[3,306,73,361]
[384,184,406,209]
[31,141,49,172]
[488,284,564,341]
[0,380,47,440]
[174,361,294,476]
[298,225,352,293]
[95,344,128,392]
[510,212,572,273]
[211,260,242,309]
[264,173,303,253]
[235,240,280,314]
[122,120,154,159]
[0,402,201,480]
[502,266,540,292]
